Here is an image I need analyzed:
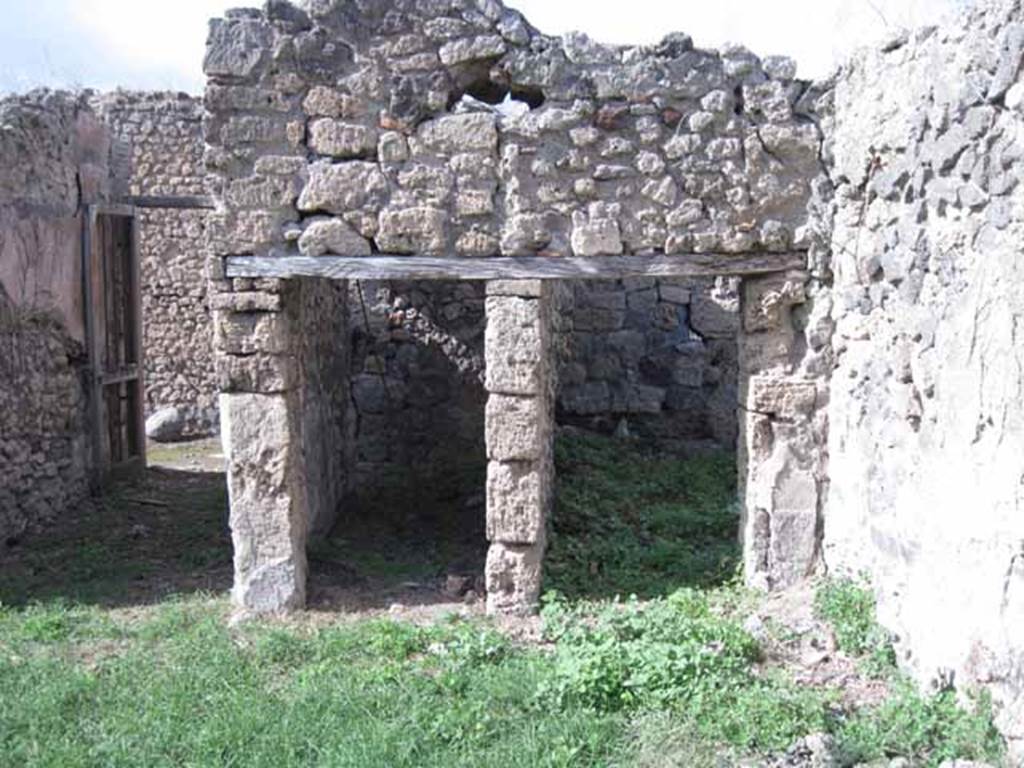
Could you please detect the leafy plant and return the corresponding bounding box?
[814,576,896,673]
[548,432,740,598]
[539,589,829,752]
[835,682,1004,767]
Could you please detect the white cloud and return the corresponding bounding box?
[68,0,233,90]
[0,0,973,94]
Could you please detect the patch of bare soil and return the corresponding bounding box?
[749,581,892,711]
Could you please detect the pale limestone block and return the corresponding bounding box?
[485,540,545,615]
[221,392,307,613]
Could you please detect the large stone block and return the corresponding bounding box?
[415,113,498,154]
[215,310,293,355]
[744,271,807,333]
[485,394,549,461]
[485,295,549,396]
[485,540,545,615]
[486,460,548,544]
[376,206,448,254]
[216,353,297,393]
[298,217,372,256]
[297,161,389,215]
[221,393,307,613]
[570,218,623,256]
[308,119,377,159]
[203,18,270,80]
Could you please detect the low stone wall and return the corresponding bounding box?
[96,91,217,439]
[0,90,116,542]
[823,0,1024,755]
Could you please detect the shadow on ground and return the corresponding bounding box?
[2,431,740,612]
[0,465,232,607]
[1,439,491,615]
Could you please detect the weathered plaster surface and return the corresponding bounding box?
[0,91,115,541]
[823,1,1024,755]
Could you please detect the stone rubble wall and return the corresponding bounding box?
[822,0,1024,755]
[203,1,820,264]
[94,92,218,439]
[202,0,828,615]
[0,90,116,542]
[348,279,487,512]
[559,276,739,449]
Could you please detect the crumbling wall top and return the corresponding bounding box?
[202,0,825,269]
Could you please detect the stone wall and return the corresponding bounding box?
[96,91,217,439]
[202,0,827,615]
[559,276,739,449]
[823,0,1024,755]
[348,279,487,513]
[0,90,115,542]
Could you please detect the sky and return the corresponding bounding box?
[0,0,971,95]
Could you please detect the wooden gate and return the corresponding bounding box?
[82,204,146,482]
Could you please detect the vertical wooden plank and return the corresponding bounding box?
[129,214,146,467]
[81,206,105,486]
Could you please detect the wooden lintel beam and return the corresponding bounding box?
[129,195,216,210]
[225,252,807,281]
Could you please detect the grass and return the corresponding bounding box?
[548,431,739,598]
[0,433,1008,767]
[0,467,229,607]
[0,598,623,768]
[813,576,1005,766]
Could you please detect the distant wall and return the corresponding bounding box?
[0,90,115,541]
[823,0,1024,755]
[96,91,217,438]
[559,276,739,449]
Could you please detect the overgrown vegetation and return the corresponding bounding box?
[813,576,1004,766]
[814,576,896,674]
[540,590,829,752]
[0,434,1007,766]
[547,431,739,598]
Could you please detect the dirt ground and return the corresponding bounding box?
[2,438,487,626]
[1,438,892,707]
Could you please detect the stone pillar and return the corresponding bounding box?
[214,279,310,613]
[483,280,554,615]
[737,271,827,591]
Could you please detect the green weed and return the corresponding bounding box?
[548,432,739,598]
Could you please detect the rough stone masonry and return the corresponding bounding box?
[196,0,1022,756]
[0,91,121,543]
[202,0,826,614]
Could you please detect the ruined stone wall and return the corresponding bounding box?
[0,90,115,542]
[203,0,828,613]
[203,1,820,261]
[96,92,217,438]
[823,1,1024,754]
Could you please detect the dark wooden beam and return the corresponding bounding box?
[129,195,216,210]
[225,252,807,281]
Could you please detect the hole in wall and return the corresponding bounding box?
[446,69,546,116]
